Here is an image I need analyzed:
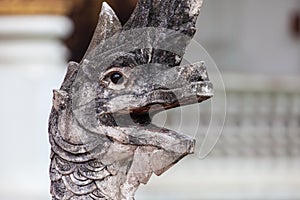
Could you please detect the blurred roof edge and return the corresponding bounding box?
[0,0,84,15]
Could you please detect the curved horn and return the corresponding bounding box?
[82,2,122,61]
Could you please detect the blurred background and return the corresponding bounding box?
[0,0,299,199]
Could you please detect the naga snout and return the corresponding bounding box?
[97,62,213,118]
[128,62,213,115]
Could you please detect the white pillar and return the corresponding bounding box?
[0,16,72,200]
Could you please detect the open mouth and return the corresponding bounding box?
[111,80,213,130]
[130,112,152,126]
[111,111,152,127]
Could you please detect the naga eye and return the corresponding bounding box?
[110,72,124,84]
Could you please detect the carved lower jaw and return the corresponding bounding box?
[116,110,196,155]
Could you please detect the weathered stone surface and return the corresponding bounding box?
[49,0,213,199]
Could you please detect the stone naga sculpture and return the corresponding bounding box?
[48,0,213,199]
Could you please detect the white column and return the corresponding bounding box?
[0,16,72,200]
